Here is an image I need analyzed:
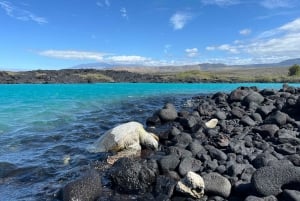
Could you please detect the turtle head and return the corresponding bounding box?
[140,132,159,150]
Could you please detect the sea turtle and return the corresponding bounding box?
[88,121,159,163]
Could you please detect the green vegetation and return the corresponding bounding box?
[288,64,300,76]
[175,70,214,81]
[78,73,114,82]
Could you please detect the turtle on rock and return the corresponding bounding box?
[87,121,159,164]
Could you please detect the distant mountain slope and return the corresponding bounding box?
[70,58,300,73]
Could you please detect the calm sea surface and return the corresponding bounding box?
[0,83,300,200]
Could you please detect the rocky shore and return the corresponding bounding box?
[59,84,300,201]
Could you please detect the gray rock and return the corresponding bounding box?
[251,153,278,169]
[252,113,263,123]
[215,111,227,120]
[253,124,279,139]
[243,92,264,105]
[241,115,256,126]
[154,175,177,198]
[251,165,300,196]
[275,143,296,155]
[159,154,180,173]
[244,195,264,201]
[206,145,228,161]
[202,172,232,198]
[179,116,198,130]
[188,140,205,156]
[229,88,250,102]
[286,154,300,166]
[167,146,193,159]
[111,158,158,193]
[174,133,193,148]
[227,163,247,177]
[178,157,202,176]
[158,103,178,122]
[244,195,277,201]
[231,107,245,119]
[281,190,300,201]
[63,170,101,201]
[256,104,276,117]
[265,111,288,126]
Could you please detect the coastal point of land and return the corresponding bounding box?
[1,65,300,84]
[60,84,300,201]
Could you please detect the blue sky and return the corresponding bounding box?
[1,0,300,70]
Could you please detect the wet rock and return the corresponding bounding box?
[281,189,300,201]
[202,172,231,198]
[62,170,101,201]
[158,103,178,122]
[146,114,161,126]
[178,157,202,176]
[176,171,205,199]
[110,158,158,193]
[0,162,17,178]
[159,154,180,173]
[251,165,300,196]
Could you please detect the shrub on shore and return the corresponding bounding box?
[288,64,300,76]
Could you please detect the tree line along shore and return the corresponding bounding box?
[1,65,300,83]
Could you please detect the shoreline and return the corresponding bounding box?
[1,68,300,84]
[59,84,300,201]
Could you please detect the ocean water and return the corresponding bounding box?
[0,83,300,200]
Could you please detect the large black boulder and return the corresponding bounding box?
[251,164,300,196]
[62,170,102,201]
[110,158,158,193]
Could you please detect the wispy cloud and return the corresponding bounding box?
[0,0,47,24]
[239,28,251,36]
[206,18,300,63]
[170,12,192,30]
[260,0,297,9]
[39,50,106,61]
[185,48,199,57]
[96,0,110,8]
[120,7,128,19]
[201,0,239,6]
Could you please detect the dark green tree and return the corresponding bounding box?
[288,64,300,76]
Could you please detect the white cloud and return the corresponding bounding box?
[0,1,47,24]
[170,12,192,30]
[239,29,251,35]
[39,50,106,61]
[185,48,199,57]
[107,55,150,64]
[260,0,296,9]
[120,7,128,19]
[164,44,172,54]
[206,18,300,63]
[201,0,239,6]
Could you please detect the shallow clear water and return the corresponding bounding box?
[0,83,299,200]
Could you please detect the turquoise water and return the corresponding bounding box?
[0,83,300,200]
